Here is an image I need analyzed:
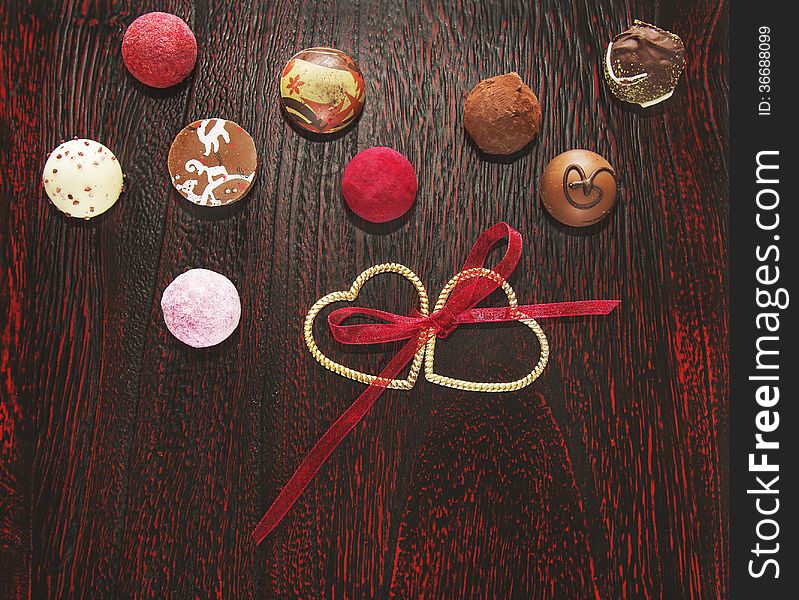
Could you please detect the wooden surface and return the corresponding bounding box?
[0,0,728,598]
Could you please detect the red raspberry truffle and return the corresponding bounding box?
[122,12,197,88]
[341,147,418,223]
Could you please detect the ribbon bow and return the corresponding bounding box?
[253,223,619,543]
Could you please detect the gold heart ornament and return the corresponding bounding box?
[305,265,549,393]
[256,224,618,546]
[424,268,549,392]
[303,263,429,390]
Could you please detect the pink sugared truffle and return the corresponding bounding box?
[341,147,418,223]
[161,269,241,348]
[122,12,197,88]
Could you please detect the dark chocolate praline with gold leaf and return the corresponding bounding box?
[604,20,686,107]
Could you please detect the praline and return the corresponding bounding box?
[122,12,197,88]
[161,269,242,348]
[464,72,542,155]
[42,138,124,219]
[341,147,417,223]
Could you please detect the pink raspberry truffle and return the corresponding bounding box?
[122,12,198,88]
[161,269,241,348]
[341,147,418,223]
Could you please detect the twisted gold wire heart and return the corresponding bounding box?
[304,264,549,393]
[424,268,549,392]
[303,263,429,390]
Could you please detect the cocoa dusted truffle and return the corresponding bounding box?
[540,150,618,227]
[604,20,686,107]
[464,72,542,155]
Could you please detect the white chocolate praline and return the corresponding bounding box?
[42,139,124,219]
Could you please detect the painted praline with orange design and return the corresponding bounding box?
[279,47,365,134]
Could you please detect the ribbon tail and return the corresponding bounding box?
[252,333,428,544]
[457,300,620,323]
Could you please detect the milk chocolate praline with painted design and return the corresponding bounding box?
[540,150,618,227]
[168,118,257,207]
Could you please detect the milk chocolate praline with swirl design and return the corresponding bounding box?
[540,150,617,227]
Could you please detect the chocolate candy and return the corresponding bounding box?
[604,20,686,107]
[122,12,197,88]
[168,119,257,206]
[540,150,617,227]
[342,147,417,223]
[161,268,241,348]
[280,47,365,134]
[42,139,123,219]
[464,72,542,155]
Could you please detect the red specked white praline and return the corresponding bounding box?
[42,139,123,219]
[161,269,242,348]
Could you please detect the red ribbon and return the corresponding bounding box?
[252,223,619,544]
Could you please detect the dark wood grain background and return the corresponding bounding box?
[0,0,728,597]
